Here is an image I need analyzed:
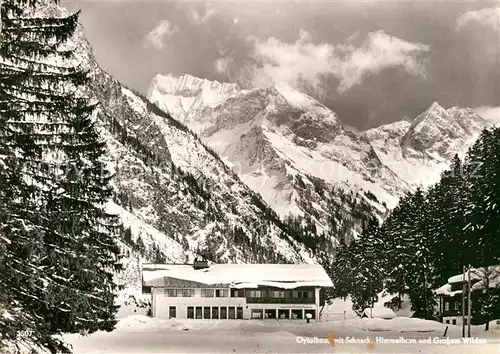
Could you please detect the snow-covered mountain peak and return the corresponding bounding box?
[402,102,488,155]
[408,101,447,128]
[272,84,342,126]
[192,82,345,144]
[147,69,490,246]
[364,102,490,187]
[363,120,412,141]
[426,101,446,114]
[408,102,487,134]
[147,73,242,127]
[149,73,241,98]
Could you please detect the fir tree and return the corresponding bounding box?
[426,155,468,284]
[380,194,415,300]
[135,235,146,256]
[399,188,437,319]
[330,241,354,299]
[462,128,500,267]
[151,243,166,263]
[123,226,133,246]
[0,1,120,352]
[349,217,384,314]
[377,189,437,319]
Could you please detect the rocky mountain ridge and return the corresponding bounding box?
[365,102,489,186]
[148,74,491,242]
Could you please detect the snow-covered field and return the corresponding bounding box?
[63,314,500,353]
[63,294,499,353]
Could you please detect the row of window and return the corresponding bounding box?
[201,289,229,298]
[182,306,244,319]
[163,288,314,299]
[163,289,229,298]
[246,290,313,299]
[167,306,316,320]
[165,289,195,297]
[251,308,316,319]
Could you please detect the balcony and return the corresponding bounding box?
[246,297,315,304]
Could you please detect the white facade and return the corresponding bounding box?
[143,263,333,321]
[151,287,321,320]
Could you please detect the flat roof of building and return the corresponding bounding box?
[142,263,334,289]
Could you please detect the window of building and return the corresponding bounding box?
[201,289,214,297]
[231,289,244,297]
[216,289,229,297]
[228,307,235,319]
[212,307,219,319]
[271,290,291,298]
[166,289,194,297]
[203,307,211,319]
[251,309,263,319]
[247,290,262,298]
[220,307,227,319]
[278,309,289,319]
[265,309,277,319]
[445,302,450,311]
[187,306,194,319]
[237,307,243,319]
[169,306,176,319]
[452,319,457,325]
[195,306,202,319]
[291,309,303,319]
[293,290,313,299]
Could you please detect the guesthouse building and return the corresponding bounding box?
[434,265,500,326]
[142,261,334,321]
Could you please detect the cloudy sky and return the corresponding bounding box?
[65,0,499,130]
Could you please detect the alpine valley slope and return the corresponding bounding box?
[27,0,321,275]
[148,74,491,241]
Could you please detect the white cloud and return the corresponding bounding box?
[222,30,429,96]
[215,57,232,74]
[214,54,255,85]
[336,31,429,92]
[457,7,500,31]
[473,106,500,125]
[247,30,334,94]
[192,4,216,26]
[144,20,177,50]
